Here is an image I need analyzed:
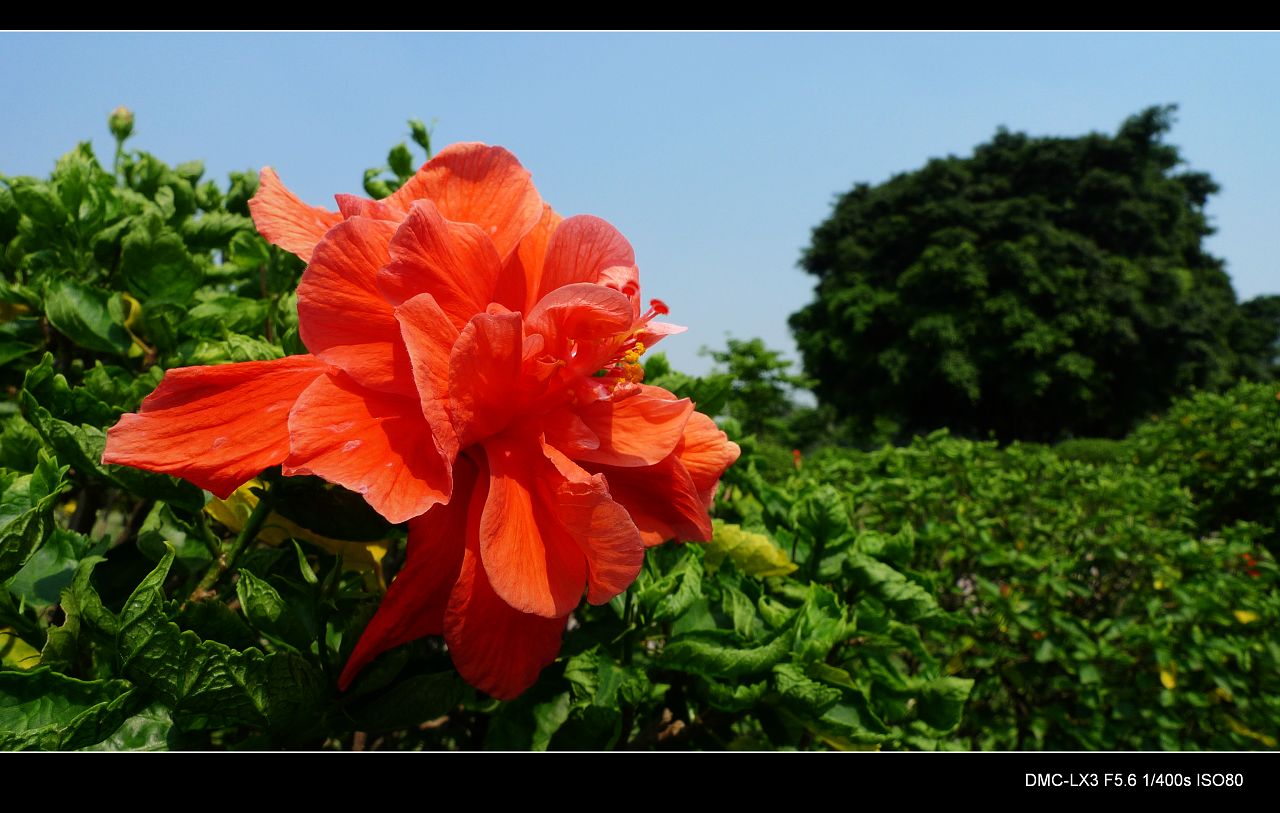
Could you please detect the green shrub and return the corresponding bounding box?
[1129,381,1280,543]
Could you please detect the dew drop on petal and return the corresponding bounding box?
[331,421,354,433]
[342,439,363,452]
[211,436,229,449]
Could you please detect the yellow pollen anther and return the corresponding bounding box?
[621,341,647,365]
[612,361,646,391]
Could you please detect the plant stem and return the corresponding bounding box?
[188,483,274,602]
[620,586,636,666]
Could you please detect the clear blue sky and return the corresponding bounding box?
[3,32,1277,375]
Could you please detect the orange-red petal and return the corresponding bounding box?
[395,292,461,460]
[526,283,634,348]
[248,168,342,263]
[536,215,636,300]
[479,434,587,618]
[541,443,645,604]
[567,391,694,468]
[102,355,330,498]
[283,372,450,524]
[379,200,504,330]
[449,311,524,448]
[386,143,544,262]
[444,533,568,701]
[492,203,563,314]
[297,216,414,397]
[676,411,742,507]
[337,457,477,690]
[590,453,712,546]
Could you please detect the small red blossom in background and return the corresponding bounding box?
[1241,552,1261,579]
[103,143,739,699]
[792,448,802,469]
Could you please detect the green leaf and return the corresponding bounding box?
[564,648,657,709]
[408,119,432,155]
[176,599,258,650]
[183,296,270,339]
[844,553,941,620]
[235,570,314,652]
[8,528,107,608]
[12,180,68,229]
[348,672,466,734]
[637,546,703,623]
[114,547,327,737]
[120,215,202,304]
[21,355,204,512]
[77,702,174,751]
[176,334,283,364]
[179,211,252,250]
[0,317,45,366]
[795,484,851,547]
[661,627,794,679]
[854,525,916,566]
[136,501,210,574]
[363,168,393,200]
[227,231,270,270]
[915,677,974,732]
[1078,663,1102,685]
[811,696,890,744]
[773,662,842,714]
[80,362,163,412]
[792,584,851,664]
[530,691,572,751]
[757,594,796,629]
[43,279,131,356]
[0,667,140,750]
[0,450,70,582]
[0,415,42,471]
[173,160,205,184]
[721,583,762,640]
[42,556,115,672]
[701,676,769,712]
[387,143,414,180]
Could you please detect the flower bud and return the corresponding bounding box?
[109,106,134,141]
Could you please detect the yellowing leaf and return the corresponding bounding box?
[705,522,798,578]
[1233,610,1260,624]
[205,480,388,589]
[0,627,41,670]
[0,301,31,321]
[1224,716,1277,748]
[1160,668,1177,690]
[818,736,881,752]
[1153,578,1165,590]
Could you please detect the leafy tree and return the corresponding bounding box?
[790,105,1276,442]
[1235,294,1280,381]
[703,338,811,439]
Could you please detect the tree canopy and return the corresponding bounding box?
[790,106,1277,442]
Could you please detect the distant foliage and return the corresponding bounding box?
[1129,380,1280,544]
[791,105,1278,442]
[798,433,1279,750]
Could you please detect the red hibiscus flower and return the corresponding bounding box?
[103,143,739,699]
